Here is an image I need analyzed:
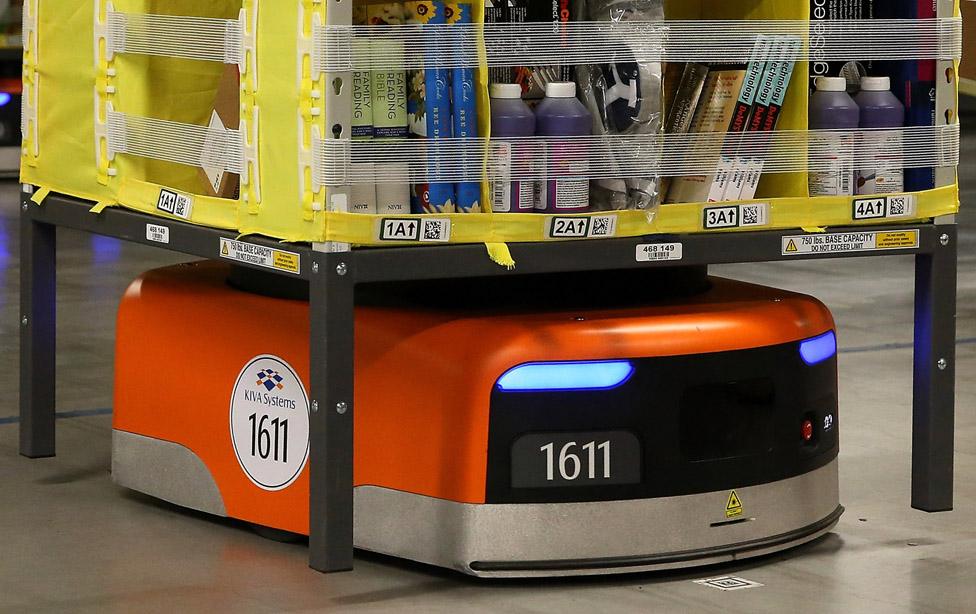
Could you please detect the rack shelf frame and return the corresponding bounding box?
[18,190,958,573]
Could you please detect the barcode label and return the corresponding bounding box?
[703,203,769,230]
[637,243,683,262]
[156,189,193,220]
[852,195,916,221]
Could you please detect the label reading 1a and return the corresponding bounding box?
[219,238,301,275]
[783,230,920,256]
[156,189,193,220]
[379,218,452,242]
[852,195,916,221]
[637,243,683,262]
[703,203,768,230]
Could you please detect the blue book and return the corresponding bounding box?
[877,0,937,192]
[450,2,482,213]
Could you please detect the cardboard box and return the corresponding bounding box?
[200,64,240,199]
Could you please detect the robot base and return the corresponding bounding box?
[114,429,840,578]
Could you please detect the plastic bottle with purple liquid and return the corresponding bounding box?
[855,76,905,195]
[534,82,592,214]
[809,77,859,197]
[490,84,536,213]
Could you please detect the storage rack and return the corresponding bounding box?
[19,190,958,573]
[18,0,962,574]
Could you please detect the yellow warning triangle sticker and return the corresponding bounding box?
[726,490,743,518]
[221,243,230,256]
[786,239,799,253]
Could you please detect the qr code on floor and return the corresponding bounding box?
[589,215,617,238]
[420,218,451,243]
[740,204,767,227]
[887,196,911,217]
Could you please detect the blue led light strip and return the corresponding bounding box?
[496,361,635,392]
[800,331,838,366]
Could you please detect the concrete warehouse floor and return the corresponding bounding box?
[1,128,975,613]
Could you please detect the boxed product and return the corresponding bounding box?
[809,0,874,92]
[487,0,573,99]
[199,64,240,199]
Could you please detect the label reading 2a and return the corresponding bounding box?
[379,218,452,242]
[852,195,916,221]
[703,204,768,230]
[549,215,618,239]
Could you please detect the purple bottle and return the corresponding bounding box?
[490,84,536,213]
[534,82,592,213]
[809,77,859,197]
[855,76,906,195]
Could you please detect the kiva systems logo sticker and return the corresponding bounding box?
[256,369,285,392]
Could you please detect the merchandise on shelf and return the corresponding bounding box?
[534,81,592,214]
[367,1,412,215]
[809,77,860,198]
[854,76,906,196]
[351,3,378,214]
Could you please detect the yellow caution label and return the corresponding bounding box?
[726,490,743,518]
[876,231,920,250]
[219,238,302,276]
[273,251,301,274]
[783,229,920,256]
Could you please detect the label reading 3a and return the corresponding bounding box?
[636,243,683,262]
[852,195,917,221]
[703,203,769,230]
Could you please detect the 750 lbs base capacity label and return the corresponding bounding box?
[783,230,920,256]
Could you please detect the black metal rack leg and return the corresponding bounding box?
[19,197,57,459]
[912,225,958,512]
[308,253,356,572]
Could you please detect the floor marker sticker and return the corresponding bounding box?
[694,576,764,591]
[229,355,310,492]
[782,230,920,256]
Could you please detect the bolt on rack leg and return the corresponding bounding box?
[19,193,57,458]
[308,254,356,572]
[911,225,957,512]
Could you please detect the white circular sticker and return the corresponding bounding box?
[230,355,310,491]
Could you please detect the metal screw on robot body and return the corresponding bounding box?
[336,262,348,276]
[937,358,948,371]
[940,233,950,247]
[336,402,348,415]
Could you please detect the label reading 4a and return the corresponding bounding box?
[852,195,917,221]
[703,204,769,230]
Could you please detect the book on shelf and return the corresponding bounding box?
[735,35,801,202]
[659,62,709,203]
[665,65,747,204]
[708,35,774,202]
